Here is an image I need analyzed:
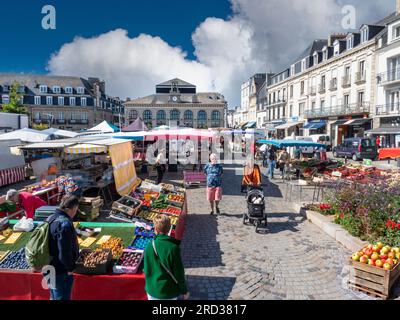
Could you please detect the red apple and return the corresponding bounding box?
[388,252,395,259]
[372,245,380,253]
[371,252,379,261]
[360,256,369,264]
[380,254,388,260]
[383,263,392,271]
[368,259,375,266]
[381,259,387,265]
[375,260,383,268]
[386,258,394,266]
[367,244,374,250]
[365,249,373,257]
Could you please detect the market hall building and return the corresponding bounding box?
[124,78,227,129]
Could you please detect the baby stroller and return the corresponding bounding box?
[243,186,267,233]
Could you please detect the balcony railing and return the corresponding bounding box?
[69,119,77,124]
[342,75,351,88]
[355,71,366,84]
[267,99,287,107]
[329,79,337,91]
[79,119,89,124]
[304,102,370,119]
[377,68,400,85]
[376,103,400,116]
[318,84,326,94]
[309,86,317,95]
[57,119,66,124]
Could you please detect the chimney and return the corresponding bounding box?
[397,0,400,15]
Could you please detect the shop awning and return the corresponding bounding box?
[275,121,303,130]
[331,120,348,126]
[64,144,108,154]
[346,118,371,126]
[257,139,326,149]
[302,120,327,130]
[243,121,257,129]
[366,127,400,135]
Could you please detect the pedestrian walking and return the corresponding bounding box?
[204,153,223,215]
[277,148,290,179]
[143,214,189,300]
[47,196,80,300]
[266,147,277,179]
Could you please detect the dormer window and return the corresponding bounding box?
[313,52,318,65]
[322,48,328,61]
[53,86,61,94]
[65,87,73,94]
[302,59,307,71]
[291,65,295,76]
[77,87,85,94]
[347,36,353,50]
[394,25,400,40]
[361,26,369,43]
[39,85,48,93]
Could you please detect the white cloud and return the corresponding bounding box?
[47,0,396,108]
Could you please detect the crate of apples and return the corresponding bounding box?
[351,242,400,271]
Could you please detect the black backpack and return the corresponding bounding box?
[268,150,275,161]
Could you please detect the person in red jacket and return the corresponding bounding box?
[6,189,46,219]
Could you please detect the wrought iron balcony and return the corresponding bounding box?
[267,99,287,107]
[79,119,89,124]
[329,79,337,91]
[57,119,66,124]
[304,102,370,119]
[375,103,400,116]
[342,75,351,88]
[69,119,77,124]
[309,86,317,95]
[355,71,366,84]
[377,68,400,85]
[318,84,326,94]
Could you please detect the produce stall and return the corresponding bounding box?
[0,181,188,300]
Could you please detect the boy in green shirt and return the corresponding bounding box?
[143,214,189,300]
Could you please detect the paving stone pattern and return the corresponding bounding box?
[181,165,381,300]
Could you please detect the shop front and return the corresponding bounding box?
[301,120,327,137]
[274,119,304,139]
[368,116,400,148]
[264,120,285,139]
[332,117,372,146]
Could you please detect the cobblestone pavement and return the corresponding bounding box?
[181,164,381,300]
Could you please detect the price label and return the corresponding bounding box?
[80,237,97,248]
[96,235,111,245]
[4,232,22,244]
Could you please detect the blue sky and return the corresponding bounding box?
[0,0,231,73]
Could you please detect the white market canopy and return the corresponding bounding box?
[85,121,119,134]
[0,128,52,143]
[42,128,78,138]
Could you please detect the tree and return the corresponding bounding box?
[2,81,27,114]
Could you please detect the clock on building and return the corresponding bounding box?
[171,95,179,102]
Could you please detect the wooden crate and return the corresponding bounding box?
[348,259,400,299]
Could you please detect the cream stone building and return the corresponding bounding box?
[124,79,227,129]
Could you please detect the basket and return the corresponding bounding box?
[112,196,142,217]
[74,249,113,275]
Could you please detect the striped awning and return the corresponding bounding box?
[64,144,107,154]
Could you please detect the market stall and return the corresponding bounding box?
[378,148,400,160]
[0,179,188,300]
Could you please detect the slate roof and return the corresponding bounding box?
[156,78,196,88]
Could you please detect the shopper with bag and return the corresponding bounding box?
[143,214,189,300]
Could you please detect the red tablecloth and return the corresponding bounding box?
[378,148,400,160]
[0,271,146,300]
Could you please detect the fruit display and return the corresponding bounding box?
[78,250,110,268]
[0,248,30,270]
[113,249,143,274]
[137,210,159,222]
[351,242,400,271]
[130,235,153,250]
[167,194,184,204]
[163,206,182,216]
[100,237,124,259]
[160,183,174,193]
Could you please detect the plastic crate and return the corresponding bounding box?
[113,249,143,274]
[129,235,153,250]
